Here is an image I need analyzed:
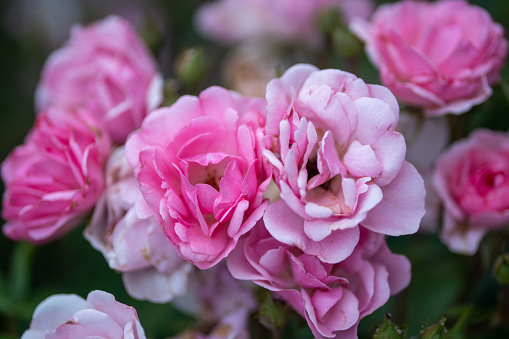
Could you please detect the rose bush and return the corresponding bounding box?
[262,64,425,263]
[2,107,110,244]
[433,129,509,254]
[228,222,411,338]
[86,147,193,303]
[21,290,146,339]
[126,86,271,269]
[36,15,162,144]
[352,0,508,116]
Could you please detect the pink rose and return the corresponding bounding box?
[21,290,146,339]
[2,107,110,244]
[194,0,373,47]
[228,222,411,339]
[433,129,509,255]
[125,86,271,269]
[85,147,193,303]
[36,15,163,144]
[352,0,508,116]
[263,64,425,263]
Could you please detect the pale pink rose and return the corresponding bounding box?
[85,147,193,303]
[2,107,110,244]
[195,0,373,47]
[36,15,163,144]
[173,264,255,339]
[21,290,146,339]
[433,129,509,255]
[263,64,425,263]
[228,222,410,339]
[125,86,271,269]
[397,112,450,232]
[352,0,508,116]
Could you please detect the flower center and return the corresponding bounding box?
[472,167,504,196]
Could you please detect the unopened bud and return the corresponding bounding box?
[175,47,208,87]
[258,292,287,331]
[332,27,362,59]
[373,314,405,339]
[420,315,447,339]
[318,8,343,34]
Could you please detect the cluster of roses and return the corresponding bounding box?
[3,0,509,338]
[199,0,509,256]
[352,0,509,255]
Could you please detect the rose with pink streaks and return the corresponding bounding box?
[228,222,411,338]
[2,107,110,244]
[433,129,509,254]
[263,64,425,263]
[352,0,508,116]
[126,86,271,269]
[36,15,162,144]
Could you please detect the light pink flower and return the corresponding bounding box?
[195,0,373,47]
[126,86,271,269]
[228,222,410,339]
[21,290,146,339]
[433,129,509,255]
[2,107,110,244]
[36,15,163,144]
[352,0,508,116]
[85,147,193,303]
[263,64,425,263]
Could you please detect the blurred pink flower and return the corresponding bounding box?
[85,147,193,303]
[433,129,509,254]
[126,86,271,269]
[263,64,425,263]
[36,15,163,144]
[228,222,410,339]
[195,0,373,47]
[21,290,146,339]
[2,107,110,244]
[352,0,508,116]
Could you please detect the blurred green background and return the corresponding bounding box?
[1,0,509,338]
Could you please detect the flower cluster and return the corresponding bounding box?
[4,0,509,337]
